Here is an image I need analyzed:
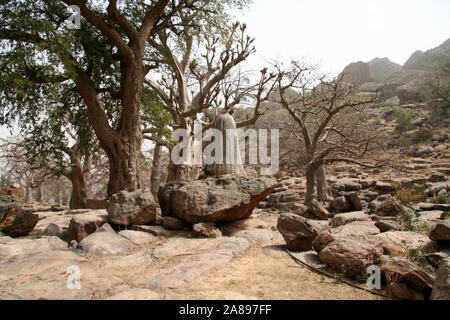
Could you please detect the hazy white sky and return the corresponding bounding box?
[1,0,449,139]
[236,0,450,74]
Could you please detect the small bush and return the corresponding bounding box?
[391,108,414,132]
[396,186,428,205]
[437,194,450,204]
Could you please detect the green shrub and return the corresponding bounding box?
[437,194,450,204]
[392,108,414,132]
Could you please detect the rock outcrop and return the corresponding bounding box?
[159,174,276,224]
[107,190,157,227]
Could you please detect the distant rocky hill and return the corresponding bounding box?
[404,38,450,71]
[340,38,450,104]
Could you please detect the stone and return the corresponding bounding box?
[431,258,450,300]
[331,221,381,238]
[329,212,370,228]
[418,203,450,212]
[312,230,336,254]
[430,172,446,183]
[118,230,158,246]
[0,236,67,263]
[268,191,300,203]
[369,200,382,211]
[318,235,384,278]
[414,146,434,158]
[380,256,434,298]
[309,199,332,220]
[374,181,396,194]
[158,175,276,224]
[376,231,439,257]
[277,213,327,251]
[67,212,109,243]
[78,224,136,256]
[0,194,38,237]
[130,225,186,238]
[43,223,67,240]
[107,190,157,226]
[341,180,363,192]
[330,196,351,213]
[142,237,250,289]
[429,220,450,242]
[375,219,402,232]
[346,192,363,211]
[375,198,406,217]
[192,222,222,238]
[377,194,392,202]
[0,249,123,300]
[162,216,186,230]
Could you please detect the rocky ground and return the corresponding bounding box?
[0,136,449,300]
[0,208,382,300]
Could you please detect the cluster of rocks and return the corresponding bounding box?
[276,179,450,300]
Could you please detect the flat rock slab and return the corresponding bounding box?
[0,249,122,300]
[141,252,231,289]
[153,237,250,259]
[118,230,158,246]
[229,229,280,246]
[331,221,380,238]
[131,225,187,238]
[140,237,251,289]
[376,231,439,257]
[0,236,67,263]
[329,211,370,228]
[78,229,136,256]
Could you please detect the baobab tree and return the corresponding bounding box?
[0,0,244,195]
[145,21,278,180]
[275,62,383,205]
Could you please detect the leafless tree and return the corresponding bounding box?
[145,22,278,180]
[274,62,384,205]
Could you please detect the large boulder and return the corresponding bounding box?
[431,257,450,300]
[78,224,136,256]
[0,194,38,237]
[318,235,384,278]
[329,211,370,228]
[107,190,157,226]
[381,255,435,299]
[376,231,439,257]
[309,199,332,220]
[158,175,276,224]
[277,213,327,251]
[67,212,109,243]
[330,196,351,213]
[429,220,450,243]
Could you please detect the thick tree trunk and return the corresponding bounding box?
[68,155,88,209]
[25,182,31,203]
[75,59,143,197]
[305,163,316,206]
[150,143,162,197]
[316,164,332,202]
[36,184,43,203]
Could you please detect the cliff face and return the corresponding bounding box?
[340,38,450,104]
[341,61,373,88]
[403,38,450,71]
